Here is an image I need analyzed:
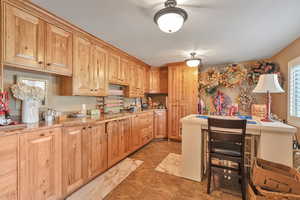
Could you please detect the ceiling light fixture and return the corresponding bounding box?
[154,0,188,33]
[185,52,202,67]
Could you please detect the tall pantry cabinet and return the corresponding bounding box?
[167,63,198,140]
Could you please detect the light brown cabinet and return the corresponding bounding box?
[154,109,167,139]
[5,4,45,71]
[149,67,168,94]
[0,134,18,200]
[136,112,154,146]
[62,35,108,96]
[83,123,108,181]
[131,115,141,151]
[168,64,198,140]
[4,4,73,76]
[45,24,73,75]
[107,120,123,167]
[108,52,121,84]
[19,128,62,200]
[62,126,85,195]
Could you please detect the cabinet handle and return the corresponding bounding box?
[47,63,51,66]
[40,133,45,137]
[88,126,92,129]
[83,127,86,130]
[38,61,43,64]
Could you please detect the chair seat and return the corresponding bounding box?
[212,148,241,157]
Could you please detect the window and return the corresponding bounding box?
[288,56,300,125]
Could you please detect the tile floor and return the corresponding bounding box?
[104,141,242,200]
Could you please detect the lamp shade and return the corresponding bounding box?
[253,74,284,93]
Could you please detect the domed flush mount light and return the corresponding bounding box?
[185,52,202,67]
[154,0,188,33]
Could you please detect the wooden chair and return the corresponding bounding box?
[207,118,247,200]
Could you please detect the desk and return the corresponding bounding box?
[180,114,297,182]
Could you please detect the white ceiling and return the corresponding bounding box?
[32,0,300,66]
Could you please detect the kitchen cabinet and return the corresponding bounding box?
[108,52,121,84]
[4,4,45,71]
[120,58,129,85]
[149,67,168,94]
[45,24,73,75]
[154,109,167,139]
[61,35,108,96]
[62,125,85,195]
[149,68,160,93]
[19,128,62,200]
[4,4,73,76]
[107,120,123,167]
[72,36,92,95]
[131,115,141,151]
[168,64,198,140]
[90,44,109,96]
[0,134,18,200]
[121,118,132,157]
[136,112,154,146]
[83,123,108,181]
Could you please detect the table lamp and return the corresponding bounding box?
[253,74,284,122]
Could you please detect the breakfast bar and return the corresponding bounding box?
[180,114,297,182]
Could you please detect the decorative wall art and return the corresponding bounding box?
[198,60,282,115]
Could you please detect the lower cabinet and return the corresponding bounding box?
[107,119,131,168]
[154,109,167,139]
[83,123,108,181]
[19,128,62,200]
[62,125,85,195]
[0,134,18,200]
[131,115,141,151]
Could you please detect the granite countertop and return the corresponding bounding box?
[0,109,155,137]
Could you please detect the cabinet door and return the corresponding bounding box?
[107,121,121,167]
[120,58,129,85]
[149,69,160,93]
[84,123,108,180]
[91,44,108,96]
[154,110,167,139]
[108,52,120,84]
[19,128,62,200]
[5,4,45,70]
[62,126,84,195]
[131,116,141,151]
[45,24,72,75]
[159,67,168,94]
[73,36,92,95]
[0,135,18,200]
[121,118,131,156]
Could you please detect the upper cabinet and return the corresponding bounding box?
[149,67,168,94]
[108,53,129,86]
[45,24,73,75]
[61,35,108,96]
[4,4,73,76]
[5,4,45,71]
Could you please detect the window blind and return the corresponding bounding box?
[290,65,300,117]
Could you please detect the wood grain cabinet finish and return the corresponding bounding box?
[4,4,73,76]
[83,123,108,181]
[154,110,167,139]
[90,45,108,96]
[45,24,72,75]
[149,67,168,94]
[131,115,141,151]
[107,120,123,167]
[72,36,92,95]
[0,135,18,200]
[108,52,121,84]
[62,126,85,195]
[168,64,198,140]
[19,128,62,200]
[4,4,45,70]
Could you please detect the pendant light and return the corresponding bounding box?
[154,0,188,33]
[185,53,202,67]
